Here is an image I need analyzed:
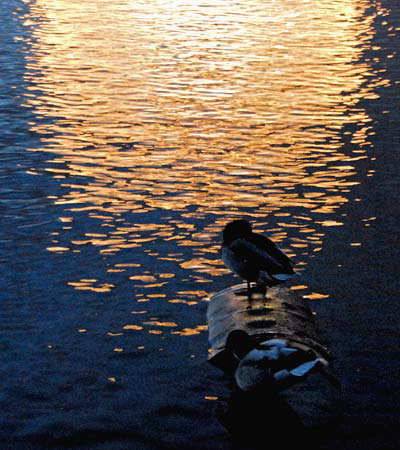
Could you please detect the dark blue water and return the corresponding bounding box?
[1,0,399,449]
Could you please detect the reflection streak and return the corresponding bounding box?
[17,0,389,333]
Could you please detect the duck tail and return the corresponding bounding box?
[272,273,295,281]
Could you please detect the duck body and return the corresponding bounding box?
[221,219,295,289]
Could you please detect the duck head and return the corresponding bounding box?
[226,329,254,360]
[222,219,252,245]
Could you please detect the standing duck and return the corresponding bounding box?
[221,219,295,299]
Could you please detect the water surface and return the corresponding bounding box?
[0,0,397,448]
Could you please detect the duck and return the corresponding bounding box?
[221,219,295,299]
[224,330,324,392]
[233,337,323,392]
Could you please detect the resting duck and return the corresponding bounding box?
[234,337,323,392]
[221,219,295,299]
[224,331,324,392]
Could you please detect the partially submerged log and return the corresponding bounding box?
[207,284,340,434]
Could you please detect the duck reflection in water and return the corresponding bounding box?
[217,380,313,449]
[221,219,296,303]
[216,331,318,449]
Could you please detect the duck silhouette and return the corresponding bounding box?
[221,219,295,300]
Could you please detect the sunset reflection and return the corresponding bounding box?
[18,0,388,334]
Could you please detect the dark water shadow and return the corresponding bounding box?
[215,384,337,450]
[303,2,400,449]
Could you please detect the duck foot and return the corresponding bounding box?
[234,280,252,296]
[253,285,267,295]
[234,289,251,297]
[234,289,253,309]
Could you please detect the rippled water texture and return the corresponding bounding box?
[1,0,398,448]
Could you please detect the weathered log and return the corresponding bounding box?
[207,284,340,432]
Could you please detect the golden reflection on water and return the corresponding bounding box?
[19,0,389,335]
